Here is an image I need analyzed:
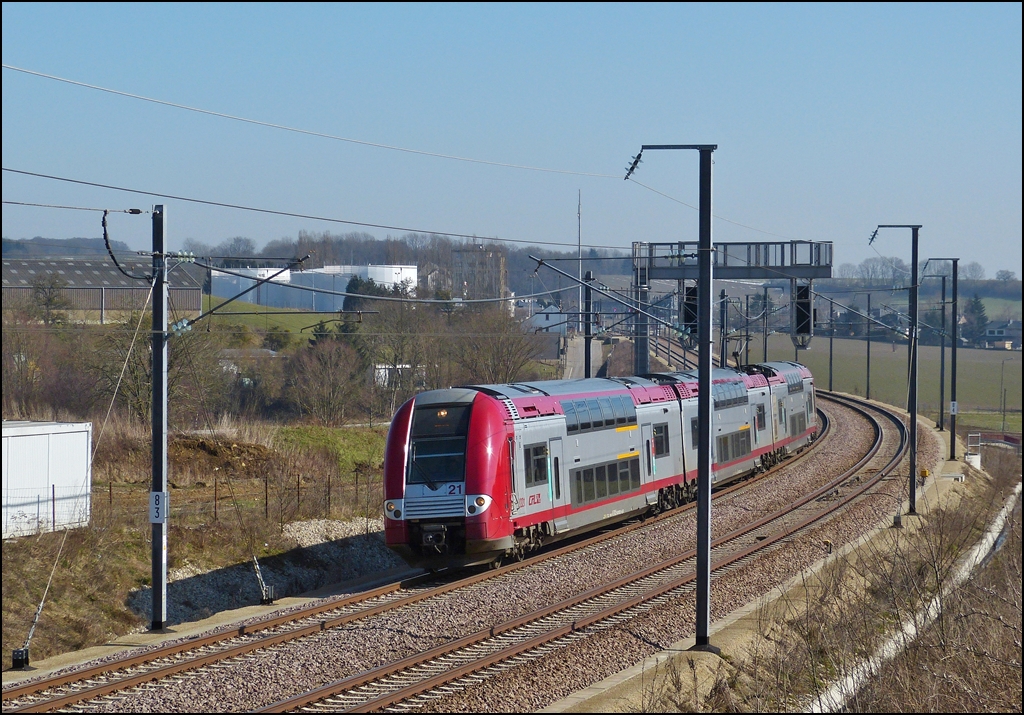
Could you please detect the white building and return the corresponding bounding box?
[211,265,417,310]
[2,421,93,538]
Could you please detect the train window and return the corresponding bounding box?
[598,397,616,427]
[575,400,593,431]
[553,457,560,500]
[653,423,670,457]
[583,468,595,502]
[630,458,641,490]
[607,463,620,496]
[586,399,605,428]
[618,463,634,489]
[624,396,638,424]
[408,438,466,485]
[573,470,582,506]
[562,401,579,433]
[755,404,766,431]
[612,396,627,425]
[717,435,731,464]
[691,417,699,446]
[524,444,549,487]
[595,464,608,499]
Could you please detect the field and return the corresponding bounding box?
[759,334,1022,433]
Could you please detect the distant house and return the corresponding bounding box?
[526,305,568,335]
[985,320,1022,350]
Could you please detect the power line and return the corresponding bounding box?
[626,177,805,241]
[3,167,608,251]
[3,64,618,179]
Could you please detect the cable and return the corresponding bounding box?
[626,177,806,241]
[3,64,618,179]
[102,210,150,281]
[168,291,273,602]
[4,167,604,251]
[90,279,157,462]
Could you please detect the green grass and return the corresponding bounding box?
[275,425,388,472]
[760,334,1021,418]
[201,295,328,336]
[980,297,1022,322]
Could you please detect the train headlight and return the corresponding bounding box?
[466,495,492,516]
[384,500,404,519]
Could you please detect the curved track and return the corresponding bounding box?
[1,393,902,714]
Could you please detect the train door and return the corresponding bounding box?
[549,437,569,532]
[641,423,658,505]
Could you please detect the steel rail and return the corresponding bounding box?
[260,395,902,712]
[2,398,843,713]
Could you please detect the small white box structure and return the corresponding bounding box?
[2,421,93,538]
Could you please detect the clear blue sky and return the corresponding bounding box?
[3,3,1021,278]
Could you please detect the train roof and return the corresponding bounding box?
[466,377,659,401]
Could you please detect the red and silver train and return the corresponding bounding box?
[383,361,817,569]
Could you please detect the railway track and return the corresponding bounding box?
[2,394,895,714]
[254,392,904,712]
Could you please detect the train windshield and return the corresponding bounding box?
[408,404,472,486]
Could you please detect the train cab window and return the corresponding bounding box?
[408,404,472,485]
[562,401,580,433]
[653,423,670,457]
[524,444,549,487]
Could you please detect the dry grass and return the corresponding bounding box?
[642,445,1021,712]
[1,420,386,671]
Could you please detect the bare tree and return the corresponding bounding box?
[453,308,542,384]
[961,261,986,281]
[30,273,72,326]
[289,340,363,426]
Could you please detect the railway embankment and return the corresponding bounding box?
[545,418,1022,713]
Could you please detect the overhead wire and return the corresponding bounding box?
[3,167,605,251]
[3,64,619,179]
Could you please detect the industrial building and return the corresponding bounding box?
[210,264,417,310]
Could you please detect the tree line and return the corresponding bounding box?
[1,277,547,427]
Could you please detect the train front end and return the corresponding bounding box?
[383,388,514,569]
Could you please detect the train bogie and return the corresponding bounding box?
[383,362,817,570]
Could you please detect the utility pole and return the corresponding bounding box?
[866,293,872,400]
[873,225,922,515]
[744,294,751,366]
[719,288,728,367]
[828,300,834,391]
[150,205,169,631]
[624,144,718,652]
[584,271,593,378]
[762,286,769,361]
[939,276,946,431]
